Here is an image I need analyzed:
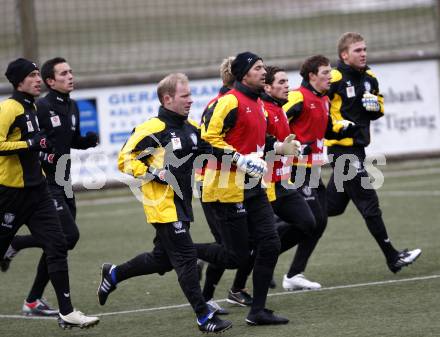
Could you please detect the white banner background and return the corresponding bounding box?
[2,60,439,186]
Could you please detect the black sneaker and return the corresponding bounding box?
[97,263,117,305]
[1,245,18,272]
[198,312,232,333]
[246,308,289,326]
[226,289,253,307]
[387,248,422,273]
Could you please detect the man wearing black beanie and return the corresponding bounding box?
[195,51,290,326]
[0,58,99,329]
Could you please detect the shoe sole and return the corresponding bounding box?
[245,318,289,326]
[23,311,59,317]
[226,299,248,307]
[283,286,321,291]
[58,319,100,330]
[200,323,232,334]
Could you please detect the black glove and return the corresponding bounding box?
[26,130,53,153]
[301,143,313,156]
[340,123,362,138]
[145,166,184,199]
[39,152,58,165]
[85,132,99,148]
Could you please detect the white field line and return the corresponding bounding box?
[0,274,438,320]
[380,167,440,178]
[383,178,440,188]
[378,190,440,196]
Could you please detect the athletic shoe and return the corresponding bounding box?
[245,308,289,326]
[282,273,321,291]
[226,289,253,307]
[57,310,99,329]
[0,245,18,272]
[197,311,232,333]
[197,259,205,282]
[207,299,229,315]
[97,263,117,305]
[387,248,422,273]
[22,298,59,316]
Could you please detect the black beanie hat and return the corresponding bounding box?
[5,58,39,87]
[231,51,262,81]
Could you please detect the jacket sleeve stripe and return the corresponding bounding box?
[0,100,28,155]
[202,94,238,154]
[283,91,304,122]
[118,118,165,178]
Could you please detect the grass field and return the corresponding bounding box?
[1,158,440,337]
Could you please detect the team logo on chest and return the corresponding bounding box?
[71,114,76,131]
[1,213,15,229]
[190,133,197,146]
[364,81,371,93]
[245,106,252,114]
[346,81,355,98]
[170,132,182,150]
[50,114,61,128]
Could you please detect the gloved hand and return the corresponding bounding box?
[39,152,57,164]
[233,152,267,179]
[274,134,301,156]
[26,130,53,152]
[84,132,99,147]
[362,92,380,112]
[146,166,170,184]
[338,120,361,137]
[301,143,313,156]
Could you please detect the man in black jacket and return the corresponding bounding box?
[97,73,232,334]
[0,58,98,328]
[326,32,421,273]
[1,57,99,317]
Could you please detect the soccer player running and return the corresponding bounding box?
[0,58,99,329]
[1,57,99,316]
[325,32,421,272]
[195,52,296,325]
[198,56,253,312]
[282,56,357,289]
[97,73,232,334]
[262,65,321,291]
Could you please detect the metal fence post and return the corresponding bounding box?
[17,0,39,62]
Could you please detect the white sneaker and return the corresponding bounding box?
[282,274,321,291]
[58,310,99,329]
[387,248,422,273]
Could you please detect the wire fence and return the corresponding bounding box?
[1,0,439,85]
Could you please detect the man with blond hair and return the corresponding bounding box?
[326,32,421,273]
[97,73,231,334]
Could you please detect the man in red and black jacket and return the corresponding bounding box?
[263,65,321,291]
[195,52,295,326]
[283,55,357,290]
